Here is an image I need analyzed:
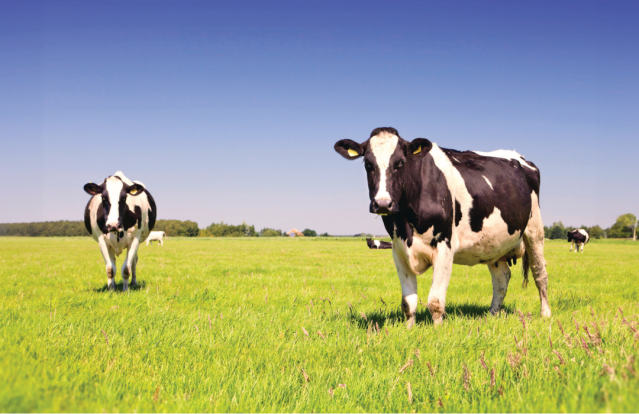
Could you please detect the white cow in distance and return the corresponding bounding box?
[146,231,168,246]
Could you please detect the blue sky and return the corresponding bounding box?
[1,0,637,235]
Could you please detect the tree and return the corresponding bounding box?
[260,228,283,237]
[587,225,605,239]
[608,213,636,239]
[302,228,317,237]
[319,232,330,237]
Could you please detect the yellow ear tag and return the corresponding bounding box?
[129,189,138,195]
[412,145,422,155]
[347,149,359,157]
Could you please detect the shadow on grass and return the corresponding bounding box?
[350,302,516,329]
[93,281,146,293]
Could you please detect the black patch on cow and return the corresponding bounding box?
[145,189,157,231]
[123,205,138,230]
[96,202,106,234]
[441,148,532,235]
[454,200,462,227]
[134,206,142,229]
[567,229,589,244]
[84,198,93,235]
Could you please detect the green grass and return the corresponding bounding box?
[0,237,638,412]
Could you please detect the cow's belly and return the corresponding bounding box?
[453,233,523,266]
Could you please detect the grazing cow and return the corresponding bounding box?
[567,229,589,253]
[366,238,393,249]
[83,171,156,292]
[146,231,168,246]
[335,127,551,327]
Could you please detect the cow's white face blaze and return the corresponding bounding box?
[105,178,126,231]
[369,131,399,212]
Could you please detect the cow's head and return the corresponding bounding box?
[83,175,145,234]
[566,232,574,242]
[334,127,431,215]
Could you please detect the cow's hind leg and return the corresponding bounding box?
[523,195,552,318]
[488,261,511,315]
[122,237,141,292]
[131,254,138,286]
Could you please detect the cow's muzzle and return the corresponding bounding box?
[371,198,393,215]
[106,224,121,233]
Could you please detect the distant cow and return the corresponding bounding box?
[567,229,589,253]
[335,127,551,327]
[366,238,392,249]
[83,171,156,292]
[146,231,168,246]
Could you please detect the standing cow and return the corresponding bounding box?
[83,171,156,292]
[335,127,551,327]
[567,229,589,253]
[146,231,168,246]
[366,238,393,249]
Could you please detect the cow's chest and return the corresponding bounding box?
[104,232,133,256]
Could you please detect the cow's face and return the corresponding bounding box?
[335,127,432,215]
[84,176,145,233]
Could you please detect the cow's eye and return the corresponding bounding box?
[395,159,405,169]
[364,160,374,172]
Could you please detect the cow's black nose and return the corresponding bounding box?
[372,199,393,215]
[106,224,119,233]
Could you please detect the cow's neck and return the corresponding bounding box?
[382,152,454,249]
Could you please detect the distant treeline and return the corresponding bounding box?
[0,220,324,238]
[544,213,637,240]
[2,213,635,239]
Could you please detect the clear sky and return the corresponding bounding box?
[1,0,637,235]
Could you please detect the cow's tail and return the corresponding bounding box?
[522,250,530,289]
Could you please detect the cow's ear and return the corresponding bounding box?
[408,138,432,157]
[126,183,145,196]
[84,183,103,195]
[334,139,364,160]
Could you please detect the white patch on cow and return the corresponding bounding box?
[473,149,537,170]
[369,131,398,203]
[105,178,125,228]
[482,175,494,190]
[374,240,380,248]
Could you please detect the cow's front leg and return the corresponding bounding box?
[392,249,418,328]
[488,261,511,315]
[427,244,454,325]
[122,237,141,292]
[98,236,116,291]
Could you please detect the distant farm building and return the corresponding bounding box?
[286,228,304,237]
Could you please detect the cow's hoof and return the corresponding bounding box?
[541,308,552,318]
[406,316,415,329]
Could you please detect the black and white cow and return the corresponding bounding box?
[335,127,551,327]
[567,229,589,253]
[366,238,393,249]
[83,171,156,292]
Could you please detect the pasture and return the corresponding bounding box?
[0,237,638,412]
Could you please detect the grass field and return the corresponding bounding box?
[0,237,638,412]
